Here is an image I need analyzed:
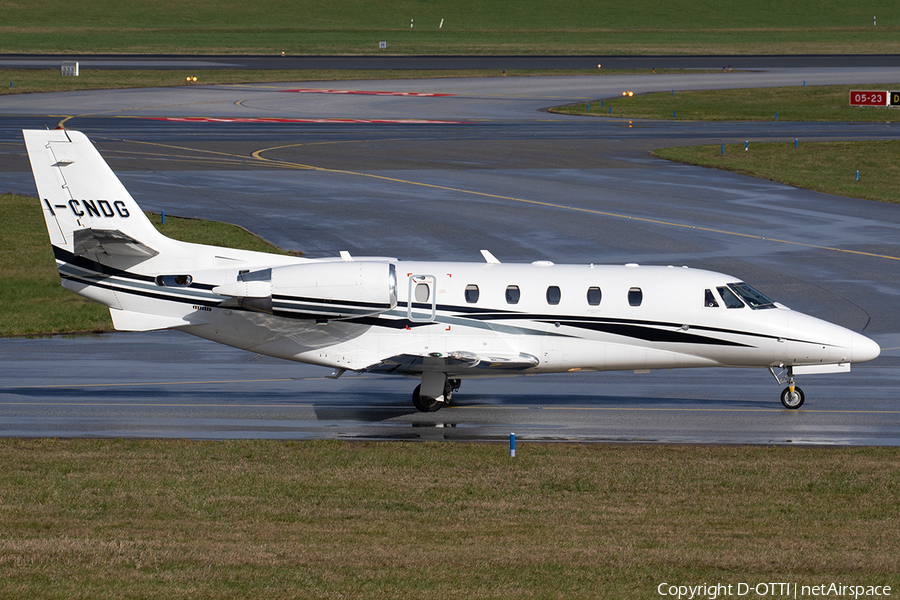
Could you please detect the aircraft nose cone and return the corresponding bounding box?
[852,333,881,364]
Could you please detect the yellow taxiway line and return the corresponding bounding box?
[248,143,900,263]
[73,134,900,264]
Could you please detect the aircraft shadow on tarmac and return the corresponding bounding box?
[311,392,777,423]
[4,384,789,421]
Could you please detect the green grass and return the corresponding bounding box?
[552,84,900,122]
[2,0,900,54]
[0,439,897,599]
[145,212,288,255]
[0,194,287,336]
[652,140,900,204]
[3,0,894,29]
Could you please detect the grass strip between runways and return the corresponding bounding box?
[4,0,900,55]
[552,84,900,122]
[652,140,900,204]
[0,439,897,599]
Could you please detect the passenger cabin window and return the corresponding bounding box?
[156,275,193,287]
[704,289,719,308]
[628,287,642,307]
[506,285,520,304]
[546,286,561,305]
[415,283,430,303]
[464,284,479,303]
[717,286,744,309]
[587,287,602,306]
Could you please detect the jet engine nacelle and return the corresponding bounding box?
[214,261,398,320]
[273,261,397,319]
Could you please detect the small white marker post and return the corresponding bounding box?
[411,19,414,28]
[440,18,444,28]
[510,433,516,457]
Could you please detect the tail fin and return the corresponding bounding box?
[23,129,298,332]
[25,129,183,331]
[24,129,164,266]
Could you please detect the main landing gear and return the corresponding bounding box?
[412,373,461,412]
[769,366,805,409]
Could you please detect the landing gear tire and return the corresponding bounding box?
[444,379,461,405]
[780,386,805,409]
[412,384,441,412]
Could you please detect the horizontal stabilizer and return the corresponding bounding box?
[110,308,207,332]
[73,228,159,259]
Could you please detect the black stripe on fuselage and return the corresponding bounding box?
[60,272,222,308]
[54,246,156,283]
[455,308,806,345]
[544,320,749,346]
[274,294,393,311]
[53,252,822,348]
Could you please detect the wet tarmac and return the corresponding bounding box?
[1,63,898,443]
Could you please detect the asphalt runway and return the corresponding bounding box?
[3,53,900,70]
[2,63,899,443]
[2,333,899,443]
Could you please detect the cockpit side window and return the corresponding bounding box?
[729,282,776,309]
[704,289,719,308]
[716,286,744,309]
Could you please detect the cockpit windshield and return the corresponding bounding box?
[728,282,776,309]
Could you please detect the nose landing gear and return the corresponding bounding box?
[769,366,805,409]
[780,385,805,409]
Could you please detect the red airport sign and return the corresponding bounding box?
[849,90,888,106]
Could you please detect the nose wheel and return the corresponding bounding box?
[770,366,805,409]
[780,386,805,409]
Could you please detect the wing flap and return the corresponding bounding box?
[364,351,538,375]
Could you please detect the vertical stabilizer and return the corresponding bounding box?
[24,129,163,258]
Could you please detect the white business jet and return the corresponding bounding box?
[25,129,880,411]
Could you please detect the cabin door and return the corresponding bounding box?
[408,274,436,322]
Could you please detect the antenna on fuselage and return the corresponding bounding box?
[480,249,501,264]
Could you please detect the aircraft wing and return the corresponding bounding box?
[364,351,539,376]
